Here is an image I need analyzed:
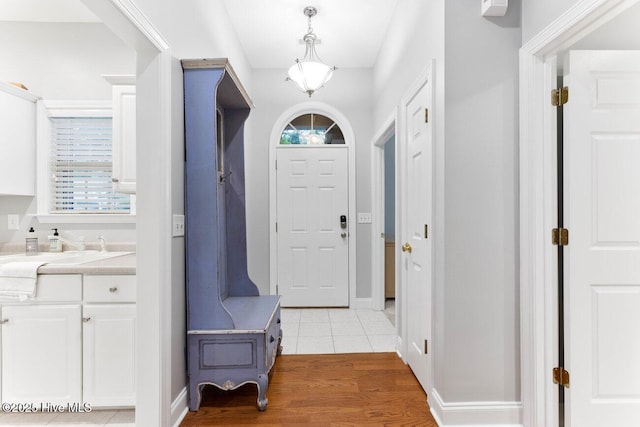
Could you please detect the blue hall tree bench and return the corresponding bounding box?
[182,59,282,411]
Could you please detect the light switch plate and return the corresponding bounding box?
[172,214,185,237]
[357,213,372,224]
[7,214,19,230]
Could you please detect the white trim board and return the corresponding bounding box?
[171,387,189,427]
[370,112,397,312]
[268,102,357,308]
[518,1,640,427]
[430,389,523,427]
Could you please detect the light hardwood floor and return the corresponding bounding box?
[180,353,437,426]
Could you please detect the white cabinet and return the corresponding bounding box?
[82,275,136,407]
[0,82,38,196]
[82,305,136,407]
[0,273,136,408]
[104,75,136,194]
[1,305,82,405]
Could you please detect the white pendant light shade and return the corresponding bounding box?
[286,6,336,97]
[287,59,334,97]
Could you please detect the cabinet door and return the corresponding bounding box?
[112,85,136,194]
[1,305,81,404]
[82,304,135,407]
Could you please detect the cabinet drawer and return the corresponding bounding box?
[84,275,136,303]
[35,275,82,301]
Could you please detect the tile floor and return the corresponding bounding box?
[0,409,133,427]
[280,306,397,354]
[1,304,397,426]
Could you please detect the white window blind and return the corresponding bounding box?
[49,117,130,213]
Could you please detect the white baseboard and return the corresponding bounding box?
[171,387,189,427]
[430,388,523,427]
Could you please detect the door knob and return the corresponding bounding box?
[402,243,412,253]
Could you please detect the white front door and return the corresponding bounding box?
[402,72,433,393]
[276,146,349,307]
[565,50,640,427]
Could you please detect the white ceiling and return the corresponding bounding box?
[0,0,99,22]
[0,0,398,69]
[219,0,399,69]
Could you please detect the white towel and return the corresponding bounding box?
[0,261,47,301]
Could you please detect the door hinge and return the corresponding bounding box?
[425,108,429,123]
[275,222,278,232]
[275,160,277,170]
[424,339,428,354]
[553,367,570,388]
[424,224,429,239]
[551,86,569,107]
[276,284,279,294]
[552,228,569,246]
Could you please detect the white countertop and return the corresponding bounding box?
[0,251,136,275]
[37,252,136,275]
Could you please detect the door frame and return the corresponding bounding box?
[519,1,640,426]
[396,62,435,382]
[269,102,357,307]
[371,113,397,313]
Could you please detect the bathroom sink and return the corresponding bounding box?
[0,251,133,265]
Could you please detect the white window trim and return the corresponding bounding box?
[36,100,136,224]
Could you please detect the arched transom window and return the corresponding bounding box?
[280,113,345,145]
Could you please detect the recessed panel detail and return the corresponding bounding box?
[317,187,336,232]
[318,247,336,289]
[595,75,640,108]
[290,160,307,176]
[592,285,640,399]
[291,248,308,289]
[290,187,308,232]
[318,160,335,176]
[592,134,640,247]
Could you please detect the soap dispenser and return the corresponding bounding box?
[49,228,62,252]
[26,227,39,255]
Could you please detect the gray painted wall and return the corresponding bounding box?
[522,0,581,43]
[440,0,521,402]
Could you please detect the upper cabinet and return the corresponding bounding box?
[104,75,136,194]
[0,82,38,196]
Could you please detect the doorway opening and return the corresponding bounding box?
[269,102,357,308]
[383,135,397,325]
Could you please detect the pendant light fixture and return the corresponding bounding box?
[287,6,336,97]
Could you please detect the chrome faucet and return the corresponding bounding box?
[97,235,107,252]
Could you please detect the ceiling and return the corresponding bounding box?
[0,0,99,22]
[0,0,398,69]
[219,0,399,69]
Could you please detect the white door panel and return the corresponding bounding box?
[276,147,349,307]
[403,73,433,393]
[566,50,640,427]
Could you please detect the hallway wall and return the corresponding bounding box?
[522,0,581,43]
[372,0,522,423]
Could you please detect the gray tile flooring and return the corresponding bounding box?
[1,303,397,426]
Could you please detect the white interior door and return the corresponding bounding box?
[565,50,640,427]
[403,74,433,393]
[276,146,349,307]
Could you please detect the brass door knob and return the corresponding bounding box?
[402,243,412,253]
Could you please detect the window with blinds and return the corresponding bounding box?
[50,117,130,213]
